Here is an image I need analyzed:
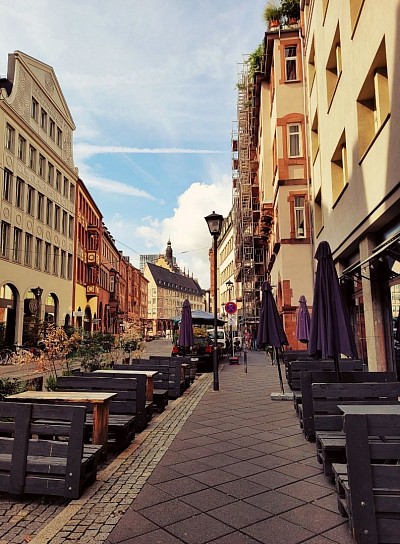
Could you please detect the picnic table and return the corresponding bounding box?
[7,390,116,447]
[338,404,400,415]
[93,369,158,402]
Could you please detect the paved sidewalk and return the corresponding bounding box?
[103,350,353,544]
[1,350,354,544]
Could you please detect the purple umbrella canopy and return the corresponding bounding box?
[296,295,311,344]
[308,241,358,379]
[178,299,194,349]
[257,281,288,393]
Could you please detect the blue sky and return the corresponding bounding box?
[0,0,268,288]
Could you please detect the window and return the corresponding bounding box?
[110,276,115,292]
[69,215,74,239]
[38,154,45,178]
[288,124,301,157]
[314,188,323,235]
[37,193,44,221]
[55,170,61,192]
[44,243,51,272]
[60,250,66,278]
[311,110,319,163]
[47,163,54,185]
[12,228,22,262]
[15,178,24,209]
[331,131,348,202]
[46,199,53,226]
[24,233,32,266]
[67,253,73,279]
[326,25,342,106]
[40,108,47,131]
[31,98,39,121]
[5,124,15,152]
[357,38,389,158]
[0,222,10,258]
[350,0,365,34]
[29,145,37,170]
[17,135,26,161]
[63,177,69,197]
[49,119,55,140]
[56,128,62,148]
[54,205,61,231]
[294,196,306,238]
[27,186,35,215]
[70,183,75,203]
[62,211,67,235]
[285,46,297,81]
[53,247,59,275]
[308,37,316,92]
[35,238,42,269]
[3,169,12,202]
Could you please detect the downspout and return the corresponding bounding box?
[299,25,315,289]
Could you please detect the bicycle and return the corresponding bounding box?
[0,349,13,365]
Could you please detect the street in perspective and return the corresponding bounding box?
[1,1,400,543]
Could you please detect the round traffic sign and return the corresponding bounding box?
[225,301,237,314]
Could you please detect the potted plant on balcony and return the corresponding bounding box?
[263,1,282,30]
[281,0,300,25]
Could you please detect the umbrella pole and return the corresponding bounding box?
[334,354,341,383]
[276,347,285,395]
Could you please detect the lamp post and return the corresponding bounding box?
[226,279,234,357]
[205,211,224,391]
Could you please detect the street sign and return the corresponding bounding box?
[225,301,237,314]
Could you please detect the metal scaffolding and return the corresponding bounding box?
[232,58,266,331]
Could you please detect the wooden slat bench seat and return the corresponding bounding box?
[56,375,147,450]
[148,356,187,394]
[150,355,197,384]
[126,358,183,400]
[0,402,102,499]
[300,371,395,441]
[288,359,363,414]
[332,411,400,543]
[113,364,170,412]
[312,382,400,479]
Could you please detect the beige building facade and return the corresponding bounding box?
[303,0,400,371]
[0,51,77,346]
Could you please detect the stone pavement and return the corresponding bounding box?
[0,349,354,544]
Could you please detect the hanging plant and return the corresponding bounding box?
[248,42,264,77]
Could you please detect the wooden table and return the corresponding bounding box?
[7,391,117,446]
[93,369,159,402]
[338,404,400,415]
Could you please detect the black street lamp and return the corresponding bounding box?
[226,279,234,357]
[205,211,224,391]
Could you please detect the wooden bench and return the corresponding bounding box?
[300,371,395,441]
[131,358,183,399]
[113,363,170,412]
[332,411,400,543]
[0,401,102,499]
[150,355,198,384]
[56,375,147,450]
[288,359,363,413]
[312,382,400,478]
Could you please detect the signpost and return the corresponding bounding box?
[224,302,237,358]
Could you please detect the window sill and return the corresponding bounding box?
[285,78,301,84]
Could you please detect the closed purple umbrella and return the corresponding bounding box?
[257,281,288,393]
[178,299,194,354]
[296,295,311,344]
[308,241,358,381]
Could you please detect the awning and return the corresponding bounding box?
[340,232,400,281]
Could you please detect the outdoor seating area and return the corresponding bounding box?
[1,353,201,499]
[283,350,400,543]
